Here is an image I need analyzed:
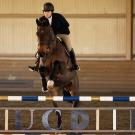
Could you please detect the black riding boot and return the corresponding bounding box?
[69,48,80,70]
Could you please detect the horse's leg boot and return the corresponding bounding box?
[69,48,80,71]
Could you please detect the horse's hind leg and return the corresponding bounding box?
[69,72,79,107]
[69,84,79,107]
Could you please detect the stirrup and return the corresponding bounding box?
[28,66,39,72]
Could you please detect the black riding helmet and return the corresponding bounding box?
[42,2,54,12]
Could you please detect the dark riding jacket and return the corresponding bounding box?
[39,13,70,35]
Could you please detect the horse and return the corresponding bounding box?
[35,18,79,109]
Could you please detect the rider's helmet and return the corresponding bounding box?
[42,2,54,12]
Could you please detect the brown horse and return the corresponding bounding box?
[36,18,79,108]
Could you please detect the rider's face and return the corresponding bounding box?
[43,11,52,18]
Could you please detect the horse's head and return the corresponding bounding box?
[36,17,55,56]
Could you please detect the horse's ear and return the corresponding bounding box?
[42,18,49,26]
[36,18,41,26]
[36,17,50,26]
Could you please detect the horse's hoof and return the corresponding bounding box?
[41,87,48,93]
[47,80,54,89]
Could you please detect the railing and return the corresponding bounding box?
[0,96,135,134]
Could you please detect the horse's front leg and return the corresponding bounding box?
[39,57,48,93]
[47,62,59,106]
[39,71,47,93]
[47,60,60,90]
[47,60,60,106]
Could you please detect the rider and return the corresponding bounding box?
[29,2,79,71]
